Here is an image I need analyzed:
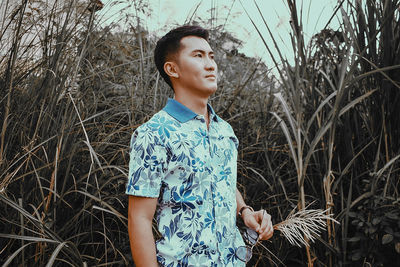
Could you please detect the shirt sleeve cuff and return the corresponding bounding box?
[125,187,160,198]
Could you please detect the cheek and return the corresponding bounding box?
[186,66,203,79]
[187,59,204,72]
[179,59,206,80]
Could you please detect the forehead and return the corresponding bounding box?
[179,36,213,53]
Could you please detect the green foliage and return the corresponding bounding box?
[347,195,400,265]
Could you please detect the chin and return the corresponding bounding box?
[194,83,218,97]
[208,82,218,92]
[207,86,217,95]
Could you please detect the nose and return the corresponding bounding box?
[205,56,216,71]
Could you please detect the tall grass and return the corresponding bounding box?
[241,0,400,266]
[0,0,139,265]
[0,0,399,266]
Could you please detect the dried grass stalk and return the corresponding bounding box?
[273,208,339,247]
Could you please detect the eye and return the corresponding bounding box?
[195,53,202,57]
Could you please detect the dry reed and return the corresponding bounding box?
[273,208,339,248]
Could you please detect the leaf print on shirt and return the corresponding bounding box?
[128,166,159,190]
[173,133,191,154]
[143,154,161,171]
[214,191,224,207]
[210,143,218,158]
[171,174,199,214]
[191,240,209,255]
[226,247,238,263]
[177,255,189,267]
[189,252,212,266]
[223,148,233,165]
[126,166,143,191]
[204,211,215,231]
[163,214,182,240]
[176,229,194,245]
[229,136,239,149]
[191,157,205,172]
[148,115,177,140]
[156,255,166,266]
[171,133,192,165]
[218,166,232,185]
[132,130,155,159]
[192,128,208,148]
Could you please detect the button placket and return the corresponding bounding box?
[208,119,224,260]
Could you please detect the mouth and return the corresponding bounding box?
[205,74,216,79]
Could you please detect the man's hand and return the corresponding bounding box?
[242,209,274,240]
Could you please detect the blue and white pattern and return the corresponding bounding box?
[126,98,245,267]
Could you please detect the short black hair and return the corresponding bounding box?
[154,25,209,90]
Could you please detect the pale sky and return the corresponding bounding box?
[100,0,340,69]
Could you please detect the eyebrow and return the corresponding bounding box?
[191,49,214,55]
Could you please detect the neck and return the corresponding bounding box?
[173,89,209,117]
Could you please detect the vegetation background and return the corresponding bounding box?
[0,0,399,266]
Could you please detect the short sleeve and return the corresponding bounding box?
[125,126,167,198]
[229,135,239,150]
[227,124,239,150]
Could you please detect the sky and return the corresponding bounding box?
[100,0,341,69]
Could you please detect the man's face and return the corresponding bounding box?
[173,35,218,96]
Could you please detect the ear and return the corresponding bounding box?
[164,61,179,79]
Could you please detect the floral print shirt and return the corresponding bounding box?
[126,98,245,267]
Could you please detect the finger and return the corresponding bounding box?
[259,213,273,239]
[255,210,267,232]
[256,210,270,234]
[257,210,266,222]
[258,211,269,233]
[244,213,261,231]
[259,225,274,240]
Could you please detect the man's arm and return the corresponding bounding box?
[128,195,159,267]
[236,188,274,240]
[236,188,247,215]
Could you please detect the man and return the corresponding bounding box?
[126,25,273,266]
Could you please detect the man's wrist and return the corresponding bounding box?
[238,205,254,218]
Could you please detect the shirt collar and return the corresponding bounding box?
[163,98,219,123]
